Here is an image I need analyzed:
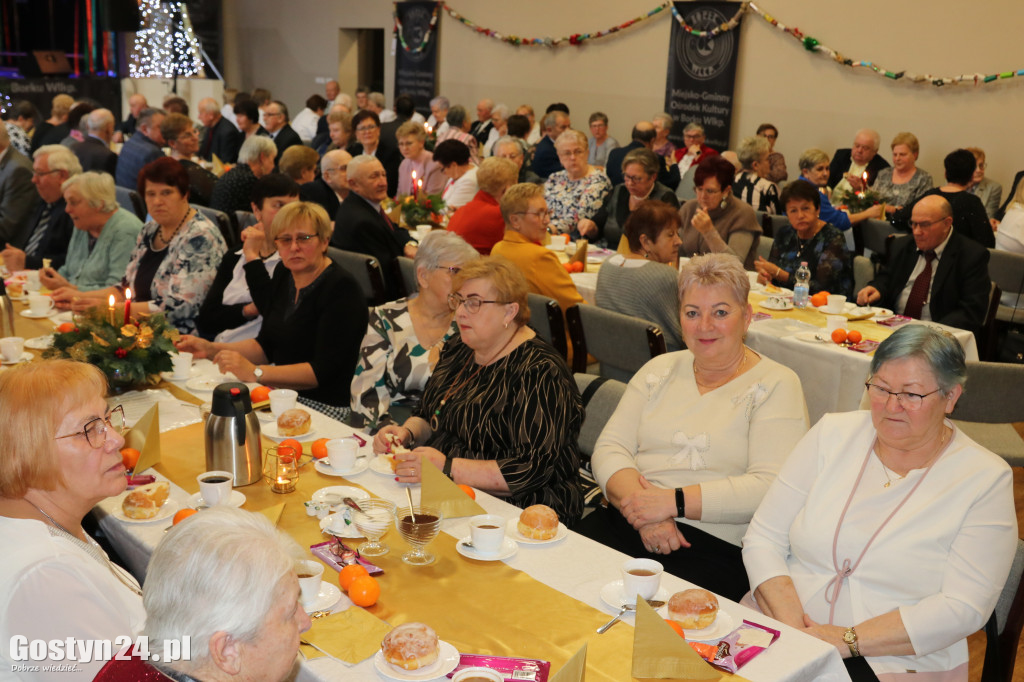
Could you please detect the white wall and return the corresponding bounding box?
[225,0,1024,190]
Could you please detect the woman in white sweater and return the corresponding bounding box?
[579,253,808,600]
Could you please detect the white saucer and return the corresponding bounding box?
[311,485,371,506]
[682,609,736,641]
[51,311,74,325]
[319,513,361,538]
[302,581,342,614]
[19,309,55,319]
[188,490,246,509]
[314,457,370,477]
[263,422,318,441]
[185,375,237,392]
[456,536,518,561]
[0,352,32,365]
[369,455,395,475]
[505,517,569,545]
[758,298,793,311]
[24,335,54,350]
[110,497,178,524]
[255,406,275,422]
[599,580,670,615]
[793,331,845,347]
[373,640,460,681]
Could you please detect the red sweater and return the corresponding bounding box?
[446,190,505,255]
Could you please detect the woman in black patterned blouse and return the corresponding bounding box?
[372,258,585,524]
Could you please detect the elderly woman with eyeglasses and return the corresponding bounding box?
[177,202,368,418]
[743,325,1016,681]
[0,360,144,682]
[373,258,585,525]
[351,231,479,431]
[543,129,612,239]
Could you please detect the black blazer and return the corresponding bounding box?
[271,124,303,164]
[331,192,411,301]
[73,136,118,176]
[201,116,242,164]
[868,230,990,334]
[346,139,403,198]
[300,177,340,218]
[828,149,889,190]
[12,198,74,270]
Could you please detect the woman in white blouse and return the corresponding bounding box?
[743,325,1016,680]
[579,253,808,600]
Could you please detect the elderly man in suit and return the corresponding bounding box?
[0,125,38,244]
[857,194,990,335]
[828,128,890,202]
[530,110,570,180]
[263,100,302,165]
[301,149,351,217]
[198,97,242,164]
[331,154,414,300]
[0,144,81,270]
[73,108,118,176]
[115,107,166,189]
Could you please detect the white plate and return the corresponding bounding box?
[311,485,371,506]
[871,307,894,321]
[0,352,32,365]
[319,512,362,538]
[185,375,238,392]
[262,422,318,442]
[188,490,246,509]
[51,311,74,325]
[24,335,54,350]
[255,406,275,422]
[456,536,518,561]
[758,298,794,311]
[109,496,178,524]
[683,609,736,641]
[505,517,569,545]
[314,457,370,477]
[599,580,670,615]
[369,455,395,476]
[19,309,56,319]
[303,581,342,614]
[793,331,835,345]
[373,640,460,681]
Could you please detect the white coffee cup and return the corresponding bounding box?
[621,558,663,602]
[0,336,25,362]
[296,559,325,606]
[269,389,298,418]
[171,351,193,380]
[24,270,41,292]
[326,437,358,472]
[27,294,54,316]
[416,224,432,242]
[826,294,847,313]
[453,668,503,682]
[469,514,506,555]
[197,470,234,505]
[825,315,847,333]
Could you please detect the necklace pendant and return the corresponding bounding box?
[883,480,892,488]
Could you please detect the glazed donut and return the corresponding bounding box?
[381,622,439,671]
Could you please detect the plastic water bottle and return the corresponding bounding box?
[793,262,810,308]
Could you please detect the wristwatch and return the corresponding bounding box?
[843,626,860,657]
[675,488,686,518]
[253,366,264,381]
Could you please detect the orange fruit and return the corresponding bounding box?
[665,619,685,637]
[339,564,369,591]
[172,508,199,525]
[278,439,303,461]
[810,293,828,308]
[120,447,141,471]
[831,328,848,344]
[311,438,330,460]
[56,322,75,333]
[348,575,380,607]
[250,385,271,404]
[819,291,831,298]
[847,329,863,344]
[457,484,476,500]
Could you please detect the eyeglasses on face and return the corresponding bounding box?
[55,405,125,448]
[447,293,509,314]
[433,265,461,275]
[273,233,319,247]
[355,125,379,133]
[623,173,651,184]
[514,209,550,220]
[908,218,945,231]
[558,149,586,158]
[864,383,942,410]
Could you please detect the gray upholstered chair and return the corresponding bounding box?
[115,186,146,220]
[574,373,628,511]
[235,210,258,232]
[853,254,874,295]
[860,219,897,262]
[327,247,387,306]
[983,539,1024,682]
[767,214,788,239]
[950,361,1024,466]
[988,248,1024,324]
[527,293,567,360]
[395,256,418,297]
[756,235,774,263]
[566,304,666,382]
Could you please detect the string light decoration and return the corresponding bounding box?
[129,0,204,78]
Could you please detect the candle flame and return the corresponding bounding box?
[108,294,115,307]
[125,288,132,301]
[411,170,417,180]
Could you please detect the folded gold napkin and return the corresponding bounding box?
[570,239,588,271]
[551,642,587,682]
[258,502,285,527]
[632,598,719,681]
[300,606,392,664]
[126,404,161,473]
[420,456,485,519]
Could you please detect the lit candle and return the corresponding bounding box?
[861,171,869,190]
[123,288,132,325]
[410,169,417,196]
[107,294,115,326]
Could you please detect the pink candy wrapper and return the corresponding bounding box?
[310,539,384,576]
[688,619,780,673]
[447,654,550,681]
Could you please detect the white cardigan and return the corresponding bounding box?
[743,411,1017,676]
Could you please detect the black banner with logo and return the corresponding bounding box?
[394,1,440,118]
[0,77,122,121]
[664,2,743,151]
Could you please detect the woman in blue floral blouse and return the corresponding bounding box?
[754,179,853,298]
[543,129,612,239]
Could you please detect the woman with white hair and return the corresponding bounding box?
[94,507,311,681]
[481,103,509,157]
[351,231,479,430]
[733,136,780,215]
[544,129,612,238]
[38,171,142,291]
[652,112,676,158]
